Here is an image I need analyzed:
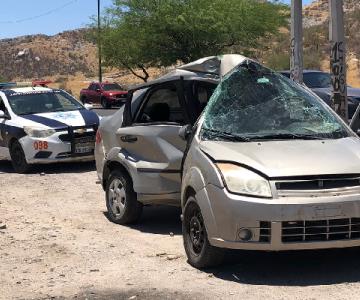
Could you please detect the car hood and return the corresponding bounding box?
[199,137,360,178]
[312,87,360,98]
[19,109,99,129]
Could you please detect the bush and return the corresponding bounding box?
[304,51,322,70]
[0,75,8,82]
[265,52,290,70]
[54,76,67,84]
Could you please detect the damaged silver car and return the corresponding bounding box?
[95,54,360,269]
[181,57,360,268]
[95,55,222,222]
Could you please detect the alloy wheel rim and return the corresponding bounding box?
[108,179,126,218]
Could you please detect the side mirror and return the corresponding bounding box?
[84,103,93,110]
[0,110,9,119]
[179,124,193,141]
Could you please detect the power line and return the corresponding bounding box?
[0,0,80,24]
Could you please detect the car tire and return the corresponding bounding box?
[9,140,31,173]
[183,197,225,269]
[105,170,143,224]
[81,96,87,104]
[101,97,111,109]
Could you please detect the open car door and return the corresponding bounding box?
[116,81,189,203]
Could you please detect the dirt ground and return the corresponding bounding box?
[1,161,360,300]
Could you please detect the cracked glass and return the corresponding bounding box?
[202,61,350,142]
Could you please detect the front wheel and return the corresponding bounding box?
[105,170,142,224]
[9,140,31,173]
[101,97,111,109]
[183,197,225,269]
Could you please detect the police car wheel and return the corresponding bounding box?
[9,140,31,173]
[105,170,143,224]
[101,97,111,109]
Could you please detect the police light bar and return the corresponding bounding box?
[32,80,52,87]
[0,82,17,90]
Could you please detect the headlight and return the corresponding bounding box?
[216,163,272,198]
[24,126,56,138]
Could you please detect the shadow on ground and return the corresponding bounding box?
[104,205,182,236]
[207,246,360,286]
[0,159,95,174]
[103,205,360,286]
[37,288,200,300]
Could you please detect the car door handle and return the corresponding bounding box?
[120,135,138,143]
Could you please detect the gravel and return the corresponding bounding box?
[1,160,360,300]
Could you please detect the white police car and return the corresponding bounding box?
[0,83,100,173]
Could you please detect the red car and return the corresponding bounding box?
[80,82,128,108]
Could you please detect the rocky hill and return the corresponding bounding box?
[0,29,97,81]
[304,0,360,27]
[260,0,360,87]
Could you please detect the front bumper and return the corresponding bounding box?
[107,97,126,105]
[202,184,360,251]
[19,127,96,164]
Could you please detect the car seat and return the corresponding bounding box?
[148,102,170,122]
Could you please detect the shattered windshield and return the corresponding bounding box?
[202,61,350,142]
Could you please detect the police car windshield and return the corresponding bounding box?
[7,90,83,116]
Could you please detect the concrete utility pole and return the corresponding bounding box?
[329,0,347,121]
[98,0,103,83]
[290,0,303,83]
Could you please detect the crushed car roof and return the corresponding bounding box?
[129,54,248,91]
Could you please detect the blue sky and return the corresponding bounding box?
[0,0,114,39]
[0,0,313,39]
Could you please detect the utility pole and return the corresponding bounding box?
[290,0,303,83]
[329,0,347,121]
[98,0,102,83]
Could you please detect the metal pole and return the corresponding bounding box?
[98,0,102,83]
[329,0,347,121]
[290,0,303,83]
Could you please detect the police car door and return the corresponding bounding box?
[116,81,188,198]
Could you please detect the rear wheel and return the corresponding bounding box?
[183,197,225,269]
[101,97,111,109]
[9,140,31,173]
[80,96,87,104]
[105,170,142,224]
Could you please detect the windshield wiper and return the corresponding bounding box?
[202,128,250,142]
[18,112,40,116]
[246,133,327,141]
[53,108,79,112]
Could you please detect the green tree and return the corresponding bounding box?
[99,0,288,81]
[0,75,8,82]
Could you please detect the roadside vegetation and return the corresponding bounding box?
[97,0,289,82]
